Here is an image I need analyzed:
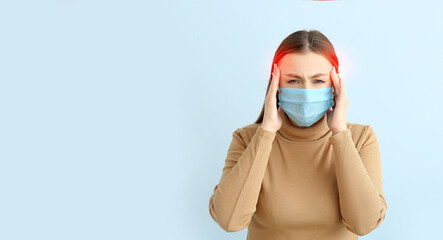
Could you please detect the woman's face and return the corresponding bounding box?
[277,52,334,89]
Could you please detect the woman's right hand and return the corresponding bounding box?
[261,63,285,133]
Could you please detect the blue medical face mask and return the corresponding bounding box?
[277,87,335,127]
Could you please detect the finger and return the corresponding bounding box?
[330,67,337,94]
[270,64,278,94]
[331,66,340,96]
[275,63,280,84]
[272,63,280,93]
[268,64,279,105]
[333,66,340,95]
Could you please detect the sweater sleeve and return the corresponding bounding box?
[329,125,387,236]
[208,125,276,232]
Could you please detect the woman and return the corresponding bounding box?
[208,30,387,239]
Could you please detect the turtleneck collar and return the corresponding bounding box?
[277,111,332,142]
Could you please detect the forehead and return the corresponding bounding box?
[279,52,332,73]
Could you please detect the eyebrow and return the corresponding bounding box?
[285,73,328,79]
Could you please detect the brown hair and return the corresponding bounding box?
[254,29,340,124]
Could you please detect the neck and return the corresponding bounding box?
[277,111,331,142]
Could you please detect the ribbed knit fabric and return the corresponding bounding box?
[209,111,387,239]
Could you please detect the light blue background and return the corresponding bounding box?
[1,0,442,239]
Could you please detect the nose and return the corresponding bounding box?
[303,83,313,89]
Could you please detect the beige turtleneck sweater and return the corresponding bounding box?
[208,112,387,239]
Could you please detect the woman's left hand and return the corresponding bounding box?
[327,66,349,135]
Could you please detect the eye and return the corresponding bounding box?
[288,80,300,84]
[314,80,325,83]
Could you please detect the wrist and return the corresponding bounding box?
[261,124,277,133]
[331,128,347,135]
